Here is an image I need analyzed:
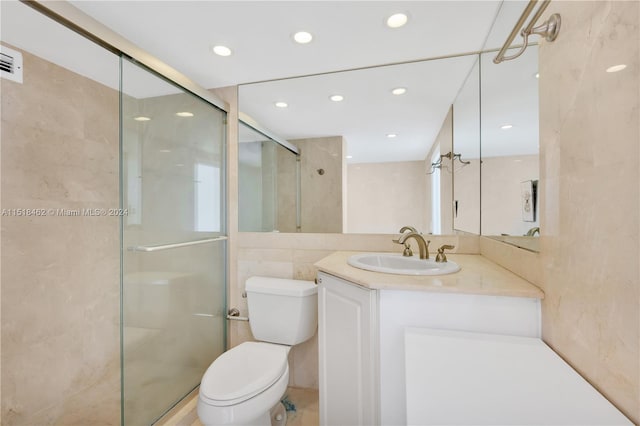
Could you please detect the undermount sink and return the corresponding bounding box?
[347,253,461,276]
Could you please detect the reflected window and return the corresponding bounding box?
[195,163,221,232]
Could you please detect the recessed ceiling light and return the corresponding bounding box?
[535,72,540,79]
[387,13,408,28]
[346,155,353,159]
[134,116,151,121]
[606,64,627,73]
[387,133,397,138]
[293,31,313,44]
[212,45,232,57]
[391,87,407,95]
[176,112,194,117]
[501,124,513,130]
[329,95,344,102]
[275,101,288,108]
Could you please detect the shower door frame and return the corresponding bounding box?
[19,2,231,424]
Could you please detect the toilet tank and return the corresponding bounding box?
[245,276,318,345]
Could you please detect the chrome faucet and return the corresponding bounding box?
[396,231,431,260]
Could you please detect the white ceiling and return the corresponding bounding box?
[70,1,504,88]
[240,54,478,163]
[1,0,537,163]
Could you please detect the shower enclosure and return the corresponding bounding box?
[120,58,228,424]
[238,120,300,232]
[1,2,229,422]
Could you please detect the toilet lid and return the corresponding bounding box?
[199,342,288,404]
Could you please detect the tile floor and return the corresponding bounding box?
[156,387,319,426]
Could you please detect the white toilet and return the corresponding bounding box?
[197,276,318,426]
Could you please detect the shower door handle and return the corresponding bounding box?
[128,236,228,252]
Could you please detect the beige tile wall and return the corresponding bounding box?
[538,1,639,421]
[291,136,345,233]
[485,1,639,422]
[1,45,120,424]
[233,232,480,389]
[347,161,428,234]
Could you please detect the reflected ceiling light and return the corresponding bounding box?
[501,124,513,130]
[134,116,151,121]
[386,133,397,138]
[346,155,353,159]
[293,31,313,44]
[175,163,184,167]
[387,13,408,28]
[606,64,627,73]
[329,94,344,102]
[535,72,540,79]
[159,149,172,153]
[275,101,288,108]
[391,87,407,95]
[212,45,232,56]
[176,111,194,117]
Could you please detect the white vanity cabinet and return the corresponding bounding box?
[317,272,379,426]
[317,268,542,426]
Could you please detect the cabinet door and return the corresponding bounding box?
[318,273,379,426]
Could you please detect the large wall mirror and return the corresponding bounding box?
[239,54,481,235]
[480,47,539,251]
[237,1,540,252]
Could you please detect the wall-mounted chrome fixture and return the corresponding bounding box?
[427,152,471,175]
[226,308,249,322]
[494,0,561,64]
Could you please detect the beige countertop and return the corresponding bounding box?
[314,251,544,299]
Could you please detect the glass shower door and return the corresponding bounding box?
[120,57,226,425]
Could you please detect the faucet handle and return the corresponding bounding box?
[435,244,455,263]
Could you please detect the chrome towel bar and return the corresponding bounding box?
[128,236,228,252]
[494,0,561,64]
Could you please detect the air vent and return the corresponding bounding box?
[0,45,23,84]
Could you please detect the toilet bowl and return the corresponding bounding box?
[198,342,290,425]
[197,276,317,426]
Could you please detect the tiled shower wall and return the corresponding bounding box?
[1,45,120,424]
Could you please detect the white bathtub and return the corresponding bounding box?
[405,327,632,425]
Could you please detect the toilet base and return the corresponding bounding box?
[270,402,287,426]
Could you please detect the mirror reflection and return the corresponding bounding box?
[480,47,540,251]
[453,57,481,235]
[238,121,299,232]
[237,11,541,252]
[239,54,481,234]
